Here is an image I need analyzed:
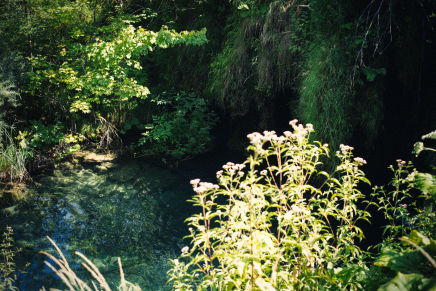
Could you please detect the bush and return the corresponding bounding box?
[367,133,436,290]
[168,120,371,290]
[138,91,216,162]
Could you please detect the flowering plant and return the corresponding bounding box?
[168,120,371,290]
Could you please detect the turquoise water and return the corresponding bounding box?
[1,157,196,290]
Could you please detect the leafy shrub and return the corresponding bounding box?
[168,120,371,289]
[15,121,86,159]
[368,133,436,290]
[138,91,216,161]
[374,230,436,290]
[17,121,65,150]
[369,161,435,248]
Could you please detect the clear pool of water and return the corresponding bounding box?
[2,158,195,290]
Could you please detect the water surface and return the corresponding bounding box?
[2,156,195,290]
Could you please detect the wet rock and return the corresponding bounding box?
[73,150,116,163]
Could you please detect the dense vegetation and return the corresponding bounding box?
[169,121,436,290]
[0,0,435,289]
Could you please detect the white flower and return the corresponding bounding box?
[289,165,300,172]
[194,182,219,193]
[289,119,299,128]
[181,246,189,253]
[222,162,245,175]
[396,159,406,167]
[190,179,200,185]
[247,132,263,145]
[284,211,293,221]
[283,131,293,138]
[306,123,314,132]
[237,164,246,170]
[354,157,367,165]
[263,130,277,141]
[339,144,354,155]
[274,136,286,144]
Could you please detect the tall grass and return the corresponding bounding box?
[0,123,28,182]
[41,236,141,291]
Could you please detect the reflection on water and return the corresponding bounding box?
[1,158,193,290]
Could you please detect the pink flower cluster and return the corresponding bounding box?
[339,144,354,155]
[190,179,219,193]
[247,120,315,147]
[354,157,367,165]
[220,162,246,176]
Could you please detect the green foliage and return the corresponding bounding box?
[369,161,418,245]
[414,130,436,157]
[138,91,216,161]
[2,1,208,151]
[23,121,65,149]
[169,121,371,289]
[379,271,435,291]
[369,160,435,248]
[20,9,207,149]
[49,22,206,116]
[0,124,29,181]
[0,51,23,126]
[207,16,259,118]
[35,18,206,124]
[0,226,18,290]
[208,1,300,125]
[368,136,436,289]
[0,76,18,123]
[298,36,354,153]
[362,67,386,82]
[297,0,384,154]
[373,226,436,290]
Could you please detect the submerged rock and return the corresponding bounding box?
[108,163,140,183]
[96,162,115,172]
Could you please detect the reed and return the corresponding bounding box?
[41,236,141,291]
